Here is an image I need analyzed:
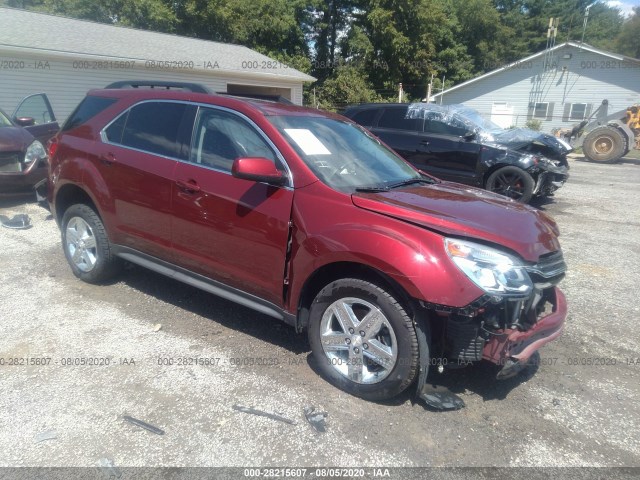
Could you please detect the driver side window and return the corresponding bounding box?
[190,108,277,172]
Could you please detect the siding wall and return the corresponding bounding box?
[435,45,640,133]
[0,50,304,122]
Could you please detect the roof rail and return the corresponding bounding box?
[105,81,211,94]
[215,92,294,105]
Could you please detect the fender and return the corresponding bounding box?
[286,185,484,312]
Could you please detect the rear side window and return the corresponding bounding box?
[118,102,187,158]
[62,96,116,132]
[378,107,423,132]
[350,109,378,127]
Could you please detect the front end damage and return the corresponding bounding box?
[528,159,569,197]
[415,248,567,409]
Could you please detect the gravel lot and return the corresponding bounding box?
[0,155,639,470]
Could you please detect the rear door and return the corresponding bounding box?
[13,94,59,144]
[171,106,294,306]
[99,100,194,261]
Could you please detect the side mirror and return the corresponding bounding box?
[462,131,476,142]
[232,157,287,186]
[14,117,35,127]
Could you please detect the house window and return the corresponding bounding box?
[533,102,549,119]
[569,103,587,120]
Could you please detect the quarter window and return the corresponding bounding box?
[119,102,187,158]
[63,96,116,132]
[190,107,277,172]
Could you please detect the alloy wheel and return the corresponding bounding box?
[319,297,398,384]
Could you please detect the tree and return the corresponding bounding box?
[313,65,382,110]
[172,0,311,71]
[32,0,178,31]
[615,7,640,58]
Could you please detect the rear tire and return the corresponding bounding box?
[486,166,535,203]
[583,126,626,163]
[308,278,419,401]
[61,204,121,284]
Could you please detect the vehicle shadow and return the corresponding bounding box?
[426,360,539,402]
[0,195,37,210]
[528,195,557,211]
[306,350,538,408]
[118,264,309,355]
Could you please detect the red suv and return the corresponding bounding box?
[47,82,567,403]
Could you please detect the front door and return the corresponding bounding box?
[13,94,59,144]
[171,106,294,306]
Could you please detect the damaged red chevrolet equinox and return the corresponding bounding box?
[47,82,567,405]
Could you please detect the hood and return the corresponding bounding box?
[0,126,34,153]
[352,182,560,262]
[492,128,573,156]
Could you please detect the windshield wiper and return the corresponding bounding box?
[388,177,435,189]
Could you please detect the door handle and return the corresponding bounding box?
[419,140,430,146]
[176,179,201,193]
[99,152,116,165]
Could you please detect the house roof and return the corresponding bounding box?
[0,7,315,83]
[433,41,640,98]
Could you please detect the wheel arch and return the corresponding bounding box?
[296,261,417,332]
[54,183,100,225]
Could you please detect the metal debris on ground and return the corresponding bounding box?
[418,384,466,411]
[34,429,57,443]
[232,404,296,425]
[303,406,328,432]
[0,214,32,230]
[153,323,162,332]
[97,457,122,479]
[122,415,165,435]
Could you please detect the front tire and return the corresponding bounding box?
[582,126,626,163]
[61,204,121,284]
[308,279,419,401]
[486,166,535,203]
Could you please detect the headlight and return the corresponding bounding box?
[444,238,532,295]
[24,140,47,166]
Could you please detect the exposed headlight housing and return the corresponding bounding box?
[24,140,47,167]
[445,238,532,296]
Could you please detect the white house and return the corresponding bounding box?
[0,7,315,121]
[432,41,640,133]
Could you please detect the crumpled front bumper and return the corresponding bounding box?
[533,164,569,196]
[482,287,566,374]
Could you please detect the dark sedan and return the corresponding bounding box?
[344,103,570,203]
[0,94,59,197]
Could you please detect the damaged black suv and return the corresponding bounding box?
[344,103,571,203]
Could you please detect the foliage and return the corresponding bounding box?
[615,7,640,59]
[7,0,637,110]
[525,119,542,131]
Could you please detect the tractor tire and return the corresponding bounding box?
[582,126,626,164]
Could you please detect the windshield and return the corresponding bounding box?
[0,109,12,128]
[406,103,503,136]
[269,115,421,191]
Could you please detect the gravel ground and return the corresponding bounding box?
[0,155,639,470]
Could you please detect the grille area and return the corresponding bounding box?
[0,151,22,173]
[526,250,566,288]
[446,317,484,361]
